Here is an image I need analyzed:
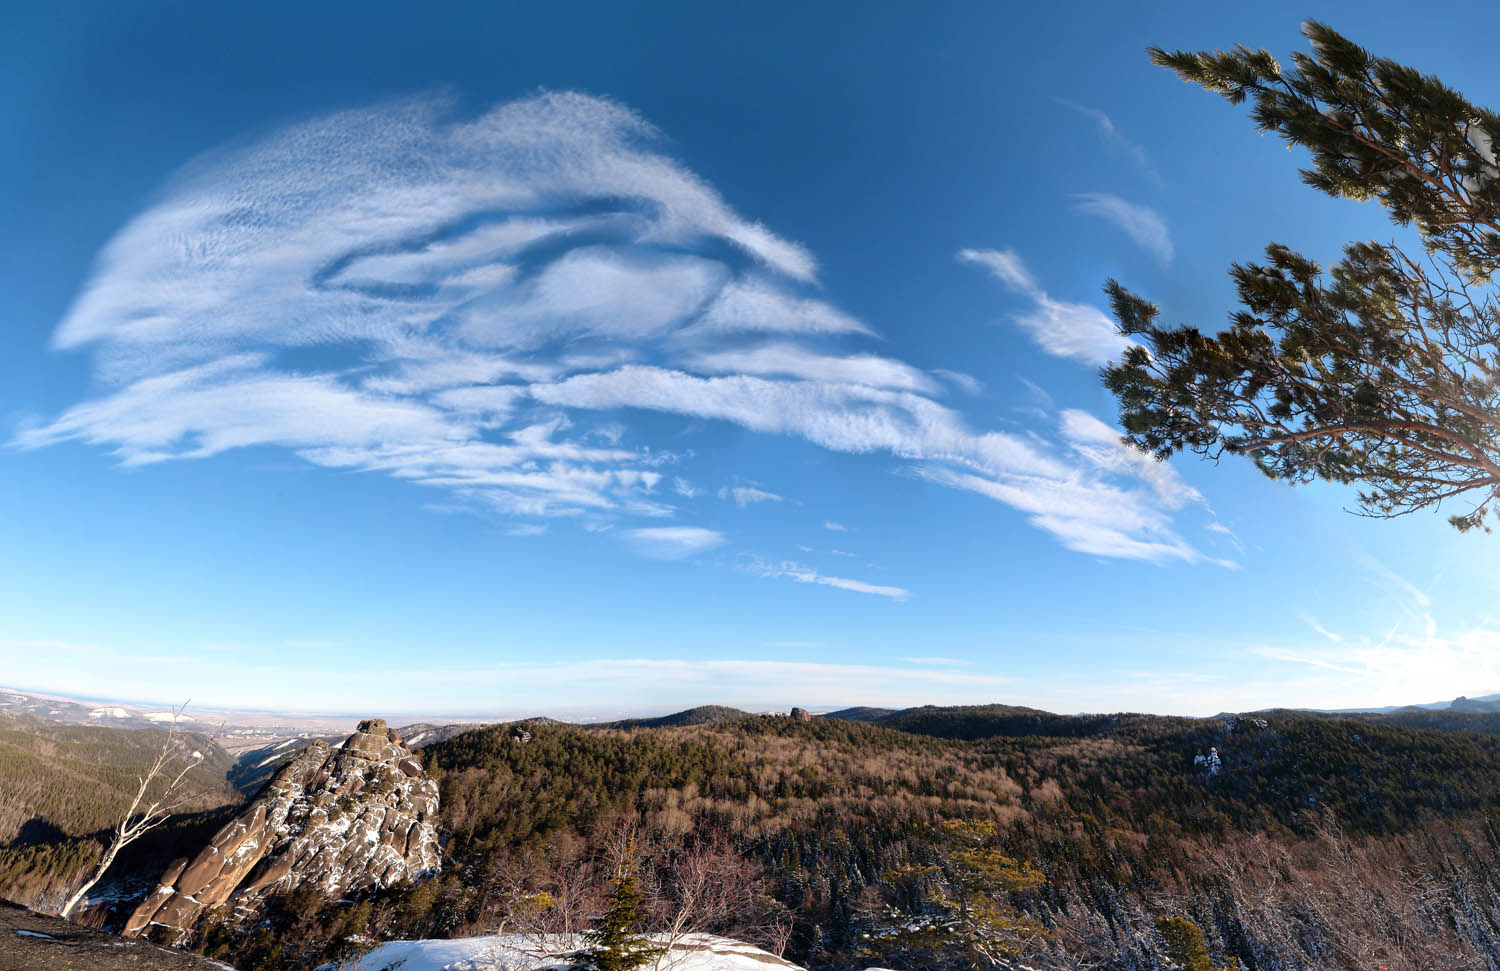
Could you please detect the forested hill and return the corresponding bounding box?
[15,704,1500,968]
[197,707,1500,969]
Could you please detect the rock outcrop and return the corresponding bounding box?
[124,718,440,945]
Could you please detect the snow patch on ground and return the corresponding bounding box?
[88,707,131,718]
[327,933,853,971]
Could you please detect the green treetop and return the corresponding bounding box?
[864,819,1047,970]
[1157,915,1242,971]
[569,847,667,971]
[1104,22,1500,531]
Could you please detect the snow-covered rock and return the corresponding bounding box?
[125,718,441,945]
[328,932,886,971]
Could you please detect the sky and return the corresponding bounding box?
[6,0,1500,719]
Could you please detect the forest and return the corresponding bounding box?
[10,704,1500,969]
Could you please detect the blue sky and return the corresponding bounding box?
[6,0,1500,718]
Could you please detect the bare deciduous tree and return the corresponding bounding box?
[636,827,793,967]
[60,703,204,919]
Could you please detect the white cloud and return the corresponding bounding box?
[910,409,1209,564]
[626,526,726,559]
[1059,100,1153,174]
[18,356,462,465]
[725,485,782,507]
[1072,193,1172,263]
[746,557,911,601]
[1058,409,1201,509]
[824,521,847,532]
[958,248,1133,365]
[932,368,983,395]
[532,365,1072,480]
[21,90,1211,574]
[461,247,727,348]
[687,344,937,393]
[687,277,871,336]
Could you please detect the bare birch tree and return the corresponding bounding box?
[60,703,205,919]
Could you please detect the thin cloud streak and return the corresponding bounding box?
[1072,193,1173,263]
[626,526,725,559]
[958,248,1133,365]
[744,556,911,601]
[1058,100,1154,175]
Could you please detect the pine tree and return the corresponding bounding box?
[1104,22,1500,531]
[861,819,1047,970]
[1157,916,1214,971]
[569,848,667,971]
[1157,915,1242,971]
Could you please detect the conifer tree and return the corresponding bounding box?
[862,819,1047,970]
[1157,915,1242,971]
[1104,22,1500,531]
[569,846,667,971]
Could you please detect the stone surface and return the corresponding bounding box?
[789,707,812,723]
[123,720,441,946]
[0,898,233,971]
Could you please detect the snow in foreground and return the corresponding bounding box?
[326,932,898,971]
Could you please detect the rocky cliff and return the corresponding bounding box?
[124,718,440,945]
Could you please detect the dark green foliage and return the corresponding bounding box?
[880,704,1161,741]
[599,705,755,729]
[819,707,897,722]
[1157,915,1214,971]
[1104,23,1500,530]
[569,849,666,971]
[863,820,1047,970]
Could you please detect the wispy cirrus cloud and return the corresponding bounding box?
[626,526,725,559]
[1072,193,1172,263]
[21,90,1209,581]
[722,485,782,507]
[744,556,911,601]
[1058,100,1154,175]
[958,248,1133,365]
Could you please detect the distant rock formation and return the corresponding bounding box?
[124,718,440,945]
[789,707,812,723]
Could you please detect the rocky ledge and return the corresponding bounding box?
[0,898,234,970]
[125,718,441,946]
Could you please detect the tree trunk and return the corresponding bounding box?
[59,837,120,919]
